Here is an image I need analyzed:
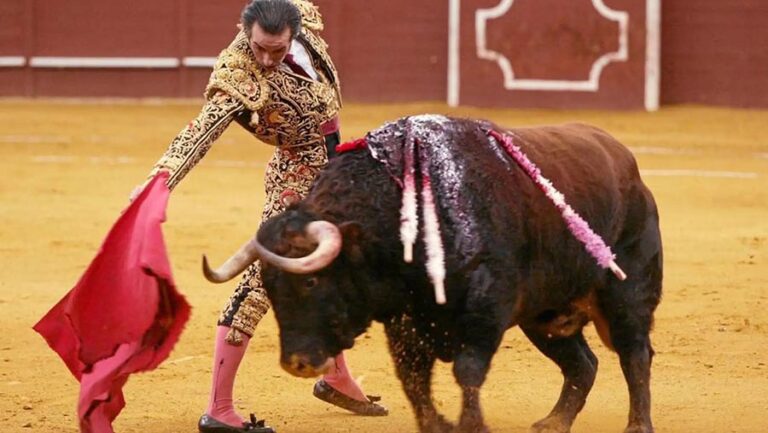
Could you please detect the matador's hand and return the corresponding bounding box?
[129,170,169,202]
[128,184,144,203]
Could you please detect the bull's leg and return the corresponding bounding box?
[452,265,509,433]
[521,329,598,433]
[600,189,662,433]
[453,344,494,433]
[454,364,489,433]
[601,226,662,433]
[385,315,453,433]
[613,334,654,433]
[453,348,492,433]
[599,285,657,433]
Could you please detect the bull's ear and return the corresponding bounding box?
[338,221,365,264]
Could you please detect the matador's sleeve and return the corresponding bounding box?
[145,31,269,190]
[147,91,243,190]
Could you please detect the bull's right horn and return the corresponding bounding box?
[202,220,343,283]
[202,237,261,283]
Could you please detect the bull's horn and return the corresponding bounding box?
[268,220,343,273]
[202,220,343,283]
[202,237,261,283]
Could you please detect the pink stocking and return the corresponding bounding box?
[206,325,250,426]
[322,352,368,402]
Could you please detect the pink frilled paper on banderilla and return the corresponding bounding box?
[33,172,190,433]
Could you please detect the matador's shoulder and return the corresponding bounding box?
[291,0,324,32]
[204,31,269,112]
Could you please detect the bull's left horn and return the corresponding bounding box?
[202,220,343,283]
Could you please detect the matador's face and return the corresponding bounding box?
[248,23,293,71]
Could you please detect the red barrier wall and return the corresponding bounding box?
[313,0,449,102]
[0,0,765,108]
[0,0,29,94]
[661,0,768,108]
[454,0,651,109]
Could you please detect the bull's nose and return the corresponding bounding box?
[281,353,334,378]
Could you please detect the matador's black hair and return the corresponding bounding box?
[241,0,302,38]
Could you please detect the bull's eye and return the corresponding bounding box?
[305,277,319,289]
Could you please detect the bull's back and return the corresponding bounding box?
[484,123,654,292]
[506,123,646,233]
[508,123,640,189]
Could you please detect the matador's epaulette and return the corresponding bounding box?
[204,31,269,117]
[291,0,324,32]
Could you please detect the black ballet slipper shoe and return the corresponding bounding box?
[312,379,389,416]
[198,413,276,433]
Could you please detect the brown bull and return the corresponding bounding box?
[203,116,663,433]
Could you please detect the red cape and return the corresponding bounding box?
[34,172,191,433]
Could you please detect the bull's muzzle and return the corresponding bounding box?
[281,353,335,378]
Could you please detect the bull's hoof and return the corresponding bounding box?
[455,423,490,433]
[623,423,653,433]
[456,414,490,433]
[529,416,570,433]
[418,414,454,433]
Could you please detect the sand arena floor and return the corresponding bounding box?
[0,100,766,433]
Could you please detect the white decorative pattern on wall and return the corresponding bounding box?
[474,0,628,92]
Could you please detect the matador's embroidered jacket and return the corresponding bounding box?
[148,0,341,189]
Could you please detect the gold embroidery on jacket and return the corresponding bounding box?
[205,30,340,149]
[149,0,341,334]
[292,0,341,101]
[219,144,328,336]
[204,34,269,113]
[149,92,242,189]
[298,30,341,101]
[291,0,324,31]
[246,70,339,147]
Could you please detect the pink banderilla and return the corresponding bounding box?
[488,130,627,281]
[396,128,627,307]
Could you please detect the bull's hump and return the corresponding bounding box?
[408,114,451,125]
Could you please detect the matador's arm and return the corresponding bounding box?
[146,91,243,190]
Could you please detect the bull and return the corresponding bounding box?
[203,115,662,433]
